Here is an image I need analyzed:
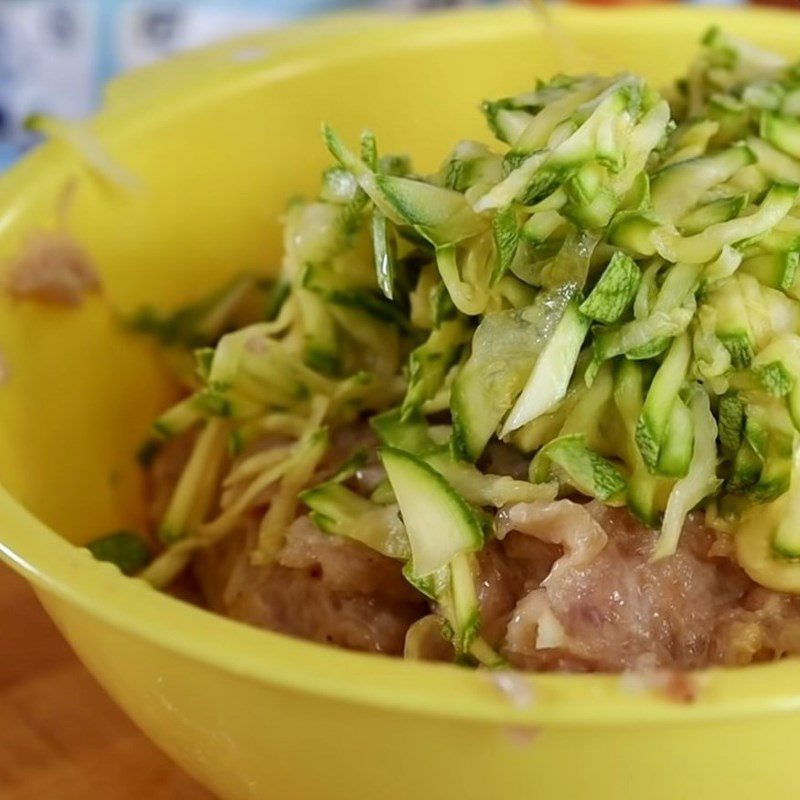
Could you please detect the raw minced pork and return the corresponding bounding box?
[149,427,800,671]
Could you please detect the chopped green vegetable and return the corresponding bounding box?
[380,447,484,577]
[579,251,641,324]
[614,359,666,525]
[451,290,570,460]
[501,297,590,435]
[653,389,720,559]
[761,113,800,159]
[426,451,556,506]
[635,332,692,472]
[86,530,152,576]
[371,407,441,454]
[740,251,799,292]
[650,144,755,224]
[299,482,410,559]
[531,433,627,502]
[718,392,745,458]
[402,319,470,416]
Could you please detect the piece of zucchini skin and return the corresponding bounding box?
[579,251,641,325]
[86,531,152,576]
[635,333,692,473]
[379,446,484,578]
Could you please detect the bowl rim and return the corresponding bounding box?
[4,3,800,728]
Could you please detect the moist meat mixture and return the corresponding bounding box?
[146,428,800,670]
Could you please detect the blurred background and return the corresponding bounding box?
[1,0,793,171]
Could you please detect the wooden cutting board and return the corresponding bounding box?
[0,565,215,800]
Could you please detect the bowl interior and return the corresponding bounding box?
[0,6,794,545]
[4,5,800,730]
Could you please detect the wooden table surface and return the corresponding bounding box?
[0,564,215,800]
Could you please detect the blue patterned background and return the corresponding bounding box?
[0,0,747,169]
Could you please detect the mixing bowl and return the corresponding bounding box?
[2,7,800,799]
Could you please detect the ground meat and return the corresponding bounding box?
[147,408,800,673]
[6,231,100,306]
[187,489,800,670]
[712,587,800,665]
[182,488,800,670]
[487,500,800,672]
[478,534,559,648]
[194,516,427,655]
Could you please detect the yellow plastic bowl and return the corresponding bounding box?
[3,6,800,799]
